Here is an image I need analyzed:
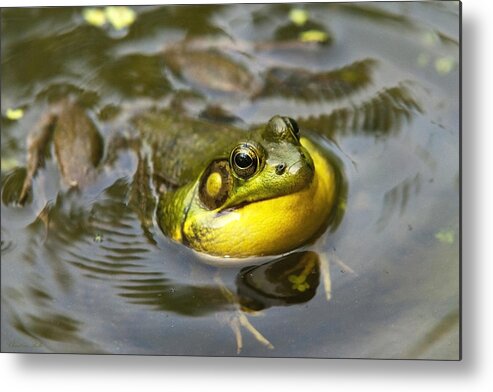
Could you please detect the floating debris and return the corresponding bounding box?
[435,56,456,75]
[83,8,106,27]
[435,229,455,244]
[299,29,329,43]
[5,108,24,120]
[83,6,136,32]
[105,6,136,31]
[289,8,309,26]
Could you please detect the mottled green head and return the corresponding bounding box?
[158,116,336,258]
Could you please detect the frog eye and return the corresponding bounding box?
[230,144,260,179]
[283,117,300,140]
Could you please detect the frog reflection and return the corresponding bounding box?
[111,250,329,353]
[236,251,320,312]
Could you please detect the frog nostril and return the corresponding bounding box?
[275,163,286,175]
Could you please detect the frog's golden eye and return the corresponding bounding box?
[230,144,260,179]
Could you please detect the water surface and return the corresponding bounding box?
[1,2,460,358]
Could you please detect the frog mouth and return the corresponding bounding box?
[214,159,314,215]
[215,198,267,216]
[214,189,305,216]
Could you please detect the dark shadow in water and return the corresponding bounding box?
[127,5,227,40]
[237,251,319,312]
[88,252,323,317]
[3,211,102,352]
[2,23,113,98]
[9,311,100,353]
[162,46,373,103]
[256,59,375,102]
[297,82,423,141]
[100,54,172,99]
[34,83,101,108]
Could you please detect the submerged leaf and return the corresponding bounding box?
[435,229,455,244]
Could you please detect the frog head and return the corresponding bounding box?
[158,116,338,258]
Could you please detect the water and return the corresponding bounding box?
[1,3,460,358]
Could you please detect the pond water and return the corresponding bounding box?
[1,2,460,358]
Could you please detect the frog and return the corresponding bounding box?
[18,98,344,260]
[151,114,338,259]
